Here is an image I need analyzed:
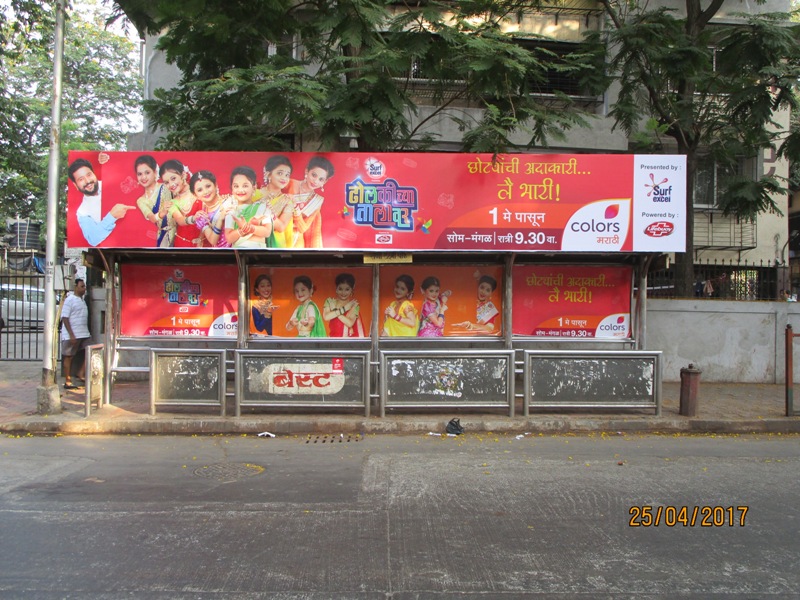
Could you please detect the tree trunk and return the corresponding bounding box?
[674,143,697,297]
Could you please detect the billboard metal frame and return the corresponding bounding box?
[523,350,662,415]
[380,349,516,417]
[150,348,227,416]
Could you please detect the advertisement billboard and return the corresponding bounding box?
[120,264,239,337]
[512,264,633,338]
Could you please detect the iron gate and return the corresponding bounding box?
[0,273,47,361]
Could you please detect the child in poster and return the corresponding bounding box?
[191,170,238,248]
[381,274,419,337]
[133,155,174,247]
[418,276,450,337]
[162,159,202,248]
[287,155,335,248]
[323,272,365,337]
[286,275,326,338]
[251,274,277,336]
[225,166,274,249]
[260,155,294,248]
[454,274,500,333]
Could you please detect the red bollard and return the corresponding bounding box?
[679,364,702,417]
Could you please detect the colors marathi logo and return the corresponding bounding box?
[561,199,630,251]
[208,313,238,337]
[595,313,630,338]
[644,221,675,238]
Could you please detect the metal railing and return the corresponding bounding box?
[108,346,665,418]
[647,259,779,300]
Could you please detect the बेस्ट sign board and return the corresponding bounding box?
[66,151,686,253]
[235,351,371,416]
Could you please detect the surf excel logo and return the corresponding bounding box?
[645,173,673,203]
[561,199,630,251]
[345,157,419,232]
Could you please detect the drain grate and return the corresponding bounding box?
[306,434,362,444]
[193,462,265,482]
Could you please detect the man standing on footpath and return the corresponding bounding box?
[61,278,90,390]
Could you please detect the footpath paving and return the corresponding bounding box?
[1,361,799,435]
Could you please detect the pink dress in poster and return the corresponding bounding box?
[418,300,444,337]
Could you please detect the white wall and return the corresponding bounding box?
[646,298,800,382]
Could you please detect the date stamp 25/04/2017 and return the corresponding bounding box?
[629,506,749,527]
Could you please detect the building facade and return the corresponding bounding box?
[125,0,793,296]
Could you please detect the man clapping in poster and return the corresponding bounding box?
[68,158,135,246]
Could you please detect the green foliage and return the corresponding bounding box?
[600,2,800,185]
[0,0,142,246]
[784,6,800,192]
[115,0,605,152]
[145,63,328,151]
[0,1,54,225]
[598,0,800,294]
[716,175,784,219]
[628,118,670,152]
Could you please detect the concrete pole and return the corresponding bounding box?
[37,0,67,414]
[637,254,655,351]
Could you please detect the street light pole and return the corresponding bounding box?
[37,0,67,414]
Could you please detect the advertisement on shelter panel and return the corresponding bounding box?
[511,264,633,338]
[247,266,374,339]
[119,264,239,337]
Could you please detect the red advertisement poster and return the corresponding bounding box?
[66,151,686,253]
[248,267,373,338]
[120,264,239,337]
[378,265,504,337]
[512,265,632,338]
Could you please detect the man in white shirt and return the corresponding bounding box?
[68,158,135,246]
[61,278,91,389]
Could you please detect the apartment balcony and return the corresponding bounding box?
[693,210,757,251]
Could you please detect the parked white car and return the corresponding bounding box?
[0,284,46,328]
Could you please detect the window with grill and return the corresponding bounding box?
[515,39,590,97]
[380,33,462,83]
[266,35,299,60]
[694,156,753,209]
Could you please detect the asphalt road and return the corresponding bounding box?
[0,432,798,599]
